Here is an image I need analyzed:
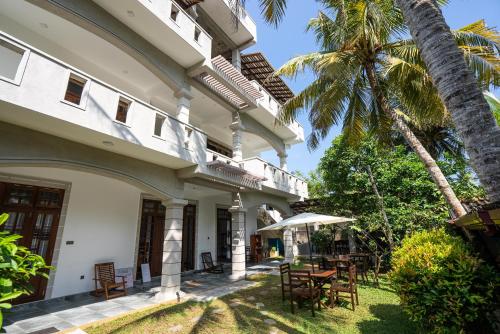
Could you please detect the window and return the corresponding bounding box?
[0,39,27,83]
[115,97,131,123]
[64,74,86,105]
[170,4,179,21]
[194,27,201,42]
[154,114,166,137]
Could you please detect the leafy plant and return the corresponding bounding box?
[311,227,335,255]
[390,229,498,333]
[0,213,52,328]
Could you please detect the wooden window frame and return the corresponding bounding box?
[115,96,132,125]
[60,71,90,110]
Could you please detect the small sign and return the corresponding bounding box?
[116,267,134,288]
[141,263,151,283]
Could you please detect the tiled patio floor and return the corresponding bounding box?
[3,262,280,334]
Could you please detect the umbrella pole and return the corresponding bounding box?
[306,223,314,273]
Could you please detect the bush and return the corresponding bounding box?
[390,229,497,333]
[0,213,52,328]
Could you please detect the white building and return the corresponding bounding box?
[0,0,307,304]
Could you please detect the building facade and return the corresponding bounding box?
[0,0,307,303]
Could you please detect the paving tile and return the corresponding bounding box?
[168,324,183,332]
[53,307,95,319]
[2,324,25,334]
[99,305,134,318]
[256,302,265,309]
[264,319,277,325]
[84,300,122,312]
[15,315,64,332]
[64,312,106,327]
[4,308,48,323]
[126,300,157,310]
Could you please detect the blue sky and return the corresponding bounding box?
[244,0,500,175]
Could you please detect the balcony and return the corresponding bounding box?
[177,150,308,200]
[198,0,257,47]
[243,157,308,199]
[250,81,305,144]
[0,31,207,169]
[93,0,212,67]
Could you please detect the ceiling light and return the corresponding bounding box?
[102,140,114,147]
[39,23,48,29]
[126,10,135,17]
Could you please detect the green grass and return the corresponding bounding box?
[85,275,420,334]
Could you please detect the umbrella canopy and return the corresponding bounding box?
[257,212,356,231]
[257,212,356,272]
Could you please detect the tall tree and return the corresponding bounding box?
[394,0,500,205]
[272,2,498,218]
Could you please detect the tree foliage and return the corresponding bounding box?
[309,136,484,246]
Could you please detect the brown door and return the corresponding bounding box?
[217,208,232,263]
[182,204,196,272]
[0,182,64,303]
[137,199,165,278]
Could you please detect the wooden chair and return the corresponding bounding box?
[94,262,127,300]
[320,257,335,270]
[279,263,305,302]
[201,252,224,273]
[329,265,359,310]
[350,255,369,283]
[289,270,322,317]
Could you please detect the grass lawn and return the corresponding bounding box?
[84,274,420,334]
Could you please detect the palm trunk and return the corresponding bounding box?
[365,63,467,218]
[366,165,395,251]
[395,0,500,205]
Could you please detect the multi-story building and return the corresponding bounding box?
[0,0,307,303]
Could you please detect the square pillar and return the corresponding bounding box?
[229,193,246,280]
[174,89,192,124]
[230,112,243,162]
[283,229,294,263]
[156,198,187,302]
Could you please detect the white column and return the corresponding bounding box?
[156,198,187,302]
[278,152,288,171]
[283,229,294,263]
[230,112,243,162]
[229,193,246,280]
[232,48,242,72]
[174,89,192,124]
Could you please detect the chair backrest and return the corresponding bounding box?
[279,262,291,285]
[350,255,368,271]
[95,262,116,286]
[201,252,215,269]
[339,254,349,261]
[289,270,314,290]
[348,265,357,286]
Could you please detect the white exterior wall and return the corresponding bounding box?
[192,194,231,270]
[0,167,142,298]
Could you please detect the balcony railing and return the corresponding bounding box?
[242,157,308,198]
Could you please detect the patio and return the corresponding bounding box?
[3,264,280,334]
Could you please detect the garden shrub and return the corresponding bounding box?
[390,229,497,333]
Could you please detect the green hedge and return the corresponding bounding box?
[390,229,497,333]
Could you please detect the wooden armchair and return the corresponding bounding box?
[330,265,359,310]
[94,262,127,300]
[289,270,322,317]
[201,252,224,273]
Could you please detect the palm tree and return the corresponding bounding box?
[231,0,500,207]
[272,1,498,218]
[394,0,500,206]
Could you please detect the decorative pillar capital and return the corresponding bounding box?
[162,198,188,208]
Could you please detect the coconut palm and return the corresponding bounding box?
[395,0,500,205]
[272,1,498,218]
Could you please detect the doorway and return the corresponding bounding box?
[182,204,196,271]
[136,199,196,279]
[216,208,232,262]
[0,182,64,303]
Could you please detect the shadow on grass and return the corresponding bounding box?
[357,304,420,334]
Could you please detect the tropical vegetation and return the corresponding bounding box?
[0,213,51,328]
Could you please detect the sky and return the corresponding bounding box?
[244,0,500,175]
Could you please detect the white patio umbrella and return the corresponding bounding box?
[257,213,356,271]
